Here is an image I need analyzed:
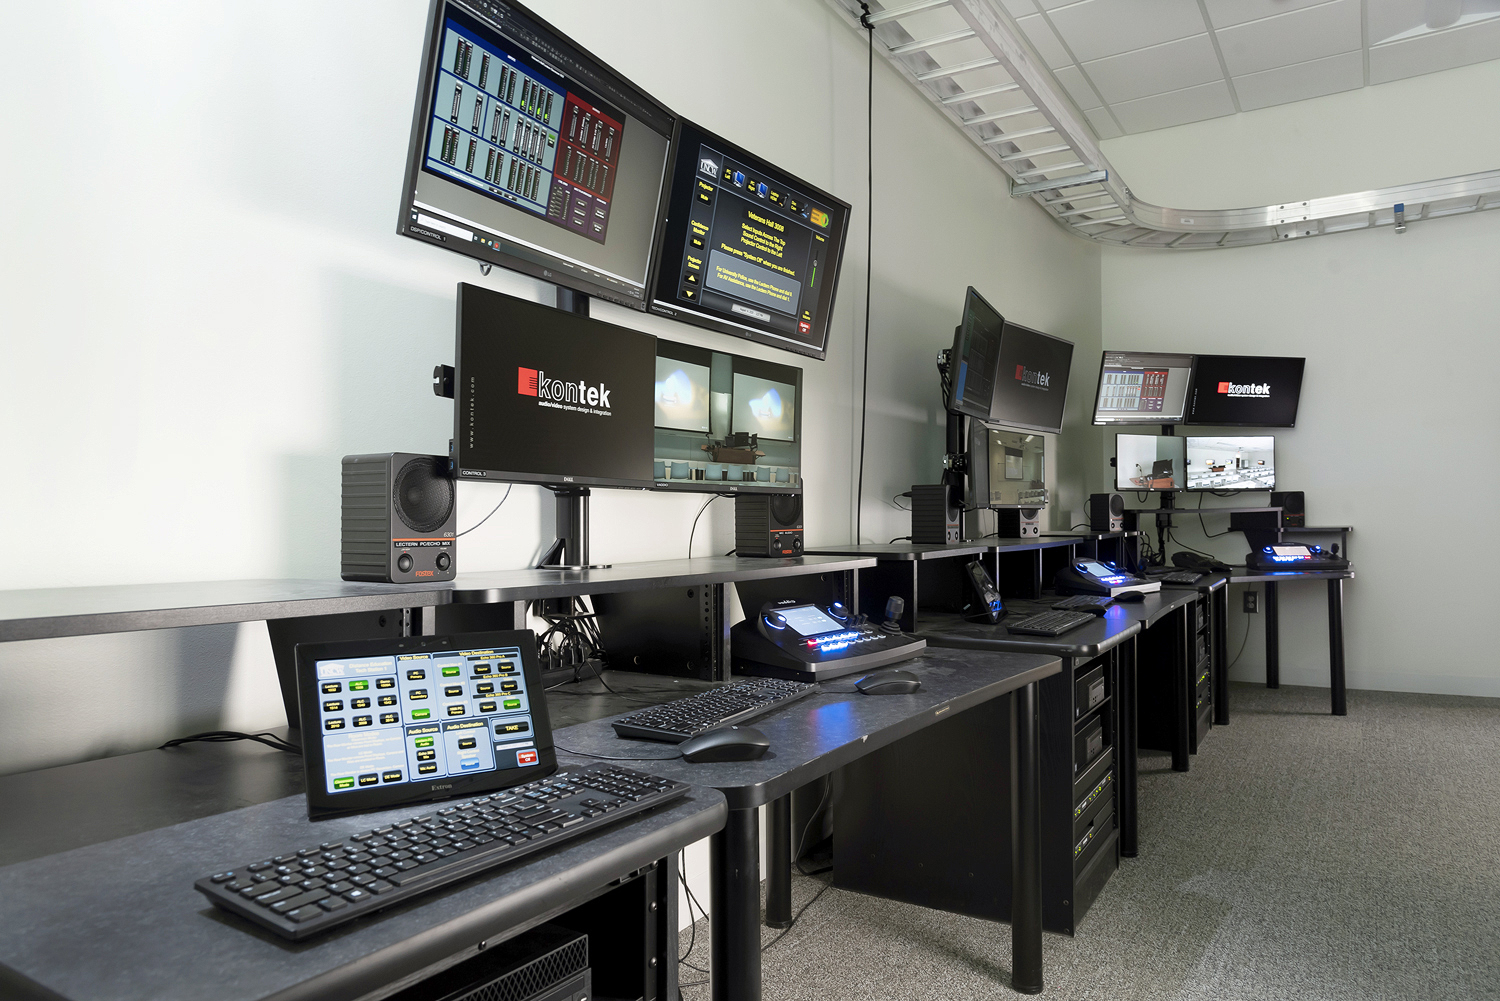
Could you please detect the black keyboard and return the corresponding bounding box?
[195,765,689,941]
[1054,595,1113,611]
[612,677,816,742]
[1158,570,1205,584]
[1006,609,1098,637]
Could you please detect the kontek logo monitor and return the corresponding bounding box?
[1217,381,1270,398]
[1016,364,1051,389]
[517,367,612,408]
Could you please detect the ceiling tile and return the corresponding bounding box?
[1369,16,1500,84]
[1085,107,1123,139]
[1015,13,1075,69]
[1045,0,1208,62]
[1233,49,1364,110]
[1215,0,1362,76]
[1202,0,1339,30]
[1000,0,1040,17]
[1052,64,1103,109]
[1082,33,1223,104]
[1367,0,1436,45]
[1110,79,1237,133]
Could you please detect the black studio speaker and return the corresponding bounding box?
[995,508,1042,539]
[736,492,803,557]
[341,453,456,582]
[1087,492,1125,533]
[1270,491,1305,528]
[912,483,962,544]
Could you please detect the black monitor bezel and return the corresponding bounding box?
[296,630,557,821]
[1183,435,1277,492]
[1113,432,1186,493]
[645,117,851,361]
[985,320,1075,435]
[396,0,678,311]
[947,286,1006,421]
[1090,350,1198,426]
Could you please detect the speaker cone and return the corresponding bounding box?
[769,492,802,528]
[393,457,455,534]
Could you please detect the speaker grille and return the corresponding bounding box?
[769,492,802,527]
[451,937,587,1001]
[393,456,454,534]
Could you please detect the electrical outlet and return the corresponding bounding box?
[1243,590,1259,614]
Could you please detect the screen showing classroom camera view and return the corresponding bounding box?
[1186,436,1275,491]
[1116,434,1186,491]
[654,357,711,432]
[732,373,796,442]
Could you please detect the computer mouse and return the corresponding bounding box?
[854,669,922,695]
[1114,590,1147,603]
[678,726,770,763]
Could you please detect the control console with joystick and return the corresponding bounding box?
[731,598,927,681]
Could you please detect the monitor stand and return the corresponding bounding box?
[1154,424,1177,564]
[537,487,611,571]
[556,286,589,316]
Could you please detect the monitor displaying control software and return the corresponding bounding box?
[397,0,675,309]
[1186,436,1275,491]
[1093,351,1196,424]
[649,118,851,360]
[1115,433,1186,491]
[946,287,1005,420]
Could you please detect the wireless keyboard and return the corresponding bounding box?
[1157,570,1205,584]
[195,765,688,941]
[1005,609,1098,637]
[1053,595,1114,611]
[612,677,816,743]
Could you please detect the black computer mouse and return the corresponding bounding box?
[854,669,922,695]
[1115,590,1147,603]
[678,726,770,763]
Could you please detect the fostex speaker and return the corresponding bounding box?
[912,483,962,544]
[342,453,456,582]
[1087,493,1125,533]
[735,492,803,557]
[1270,491,1305,528]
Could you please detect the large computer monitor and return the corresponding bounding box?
[1185,436,1275,491]
[1185,355,1305,427]
[945,287,1005,420]
[397,0,676,309]
[453,283,655,487]
[1115,433,1186,491]
[967,424,1047,508]
[987,321,1075,434]
[1092,351,1196,425]
[648,119,851,360]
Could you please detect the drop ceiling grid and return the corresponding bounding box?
[1004,0,1500,135]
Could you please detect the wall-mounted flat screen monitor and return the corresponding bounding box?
[946,286,1005,420]
[397,0,675,309]
[732,370,797,443]
[967,424,1046,508]
[1092,351,1195,424]
[1186,355,1305,427]
[1185,436,1275,491]
[648,118,851,360]
[987,322,1074,434]
[1115,433,1186,491]
[454,283,655,487]
[654,356,711,432]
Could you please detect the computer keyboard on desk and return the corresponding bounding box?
[195,765,688,941]
[611,677,816,743]
[1157,570,1205,584]
[1005,609,1098,637]
[1053,595,1113,611]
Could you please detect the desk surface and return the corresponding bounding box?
[1229,565,1355,584]
[917,589,1198,659]
[554,646,1060,811]
[0,744,724,1001]
[804,538,1076,560]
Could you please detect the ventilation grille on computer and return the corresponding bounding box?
[451,937,588,1001]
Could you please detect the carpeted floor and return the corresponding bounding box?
[678,682,1500,1000]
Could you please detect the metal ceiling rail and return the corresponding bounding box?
[822,0,1500,249]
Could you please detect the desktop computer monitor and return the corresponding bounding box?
[1115,433,1186,491]
[1185,355,1305,427]
[648,118,851,360]
[453,283,656,487]
[397,0,676,310]
[731,367,798,443]
[967,424,1046,508]
[1185,436,1275,491]
[1092,351,1196,424]
[654,354,712,433]
[945,287,1005,421]
[987,321,1074,434]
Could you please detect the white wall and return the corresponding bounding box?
[1098,61,1500,697]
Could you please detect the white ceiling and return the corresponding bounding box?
[995,0,1500,136]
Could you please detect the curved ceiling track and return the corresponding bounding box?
[825,0,1500,248]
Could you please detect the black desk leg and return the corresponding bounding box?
[1012,682,1044,995]
[1213,586,1230,725]
[1328,578,1347,716]
[765,794,792,928]
[1172,608,1190,772]
[1118,644,1139,858]
[711,807,761,1001]
[1264,581,1280,689]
